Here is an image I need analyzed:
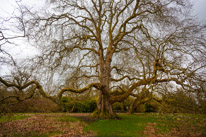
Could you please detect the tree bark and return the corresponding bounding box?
[91,92,117,119]
[91,56,118,119]
[128,98,139,114]
[129,95,152,114]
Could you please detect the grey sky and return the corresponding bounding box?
[192,0,206,21]
[0,0,205,63]
[0,0,206,21]
[0,0,205,76]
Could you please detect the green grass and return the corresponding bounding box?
[152,113,206,134]
[84,114,156,137]
[57,116,79,122]
[1,113,205,136]
[0,114,29,123]
[84,113,206,137]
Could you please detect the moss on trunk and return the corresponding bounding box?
[91,93,119,119]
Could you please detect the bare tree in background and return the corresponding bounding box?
[0,0,206,119]
[0,1,31,115]
[0,0,28,65]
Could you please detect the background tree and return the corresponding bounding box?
[128,86,153,114]
[0,1,31,116]
[0,0,206,119]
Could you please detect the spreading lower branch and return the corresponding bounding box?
[110,77,187,103]
[57,83,101,99]
[0,77,101,104]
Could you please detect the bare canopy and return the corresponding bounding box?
[1,0,206,118]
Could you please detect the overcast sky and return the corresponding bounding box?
[0,0,206,71]
[0,0,206,20]
[0,0,206,57]
[191,0,206,21]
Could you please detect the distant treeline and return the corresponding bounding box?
[6,92,206,114]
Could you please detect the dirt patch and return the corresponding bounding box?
[169,126,204,137]
[74,116,97,123]
[143,123,165,137]
[143,122,205,137]
[0,114,94,137]
[64,113,98,123]
[65,113,91,117]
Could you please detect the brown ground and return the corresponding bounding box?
[0,113,94,137]
[0,113,205,137]
[143,122,204,137]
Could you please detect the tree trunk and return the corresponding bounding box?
[128,98,139,114]
[129,96,152,114]
[91,92,118,119]
[93,50,117,119]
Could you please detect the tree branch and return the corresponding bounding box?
[57,83,101,99]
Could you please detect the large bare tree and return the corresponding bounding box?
[1,0,206,118]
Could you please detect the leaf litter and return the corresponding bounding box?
[0,113,95,137]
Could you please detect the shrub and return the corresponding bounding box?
[9,97,60,113]
[135,104,146,113]
[61,97,97,113]
[112,102,124,112]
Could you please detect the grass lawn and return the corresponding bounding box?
[84,113,206,136]
[84,114,152,136]
[0,113,205,136]
[0,113,30,123]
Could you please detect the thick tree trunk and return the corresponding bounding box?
[91,92,118,119]
[92,47,117,119]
